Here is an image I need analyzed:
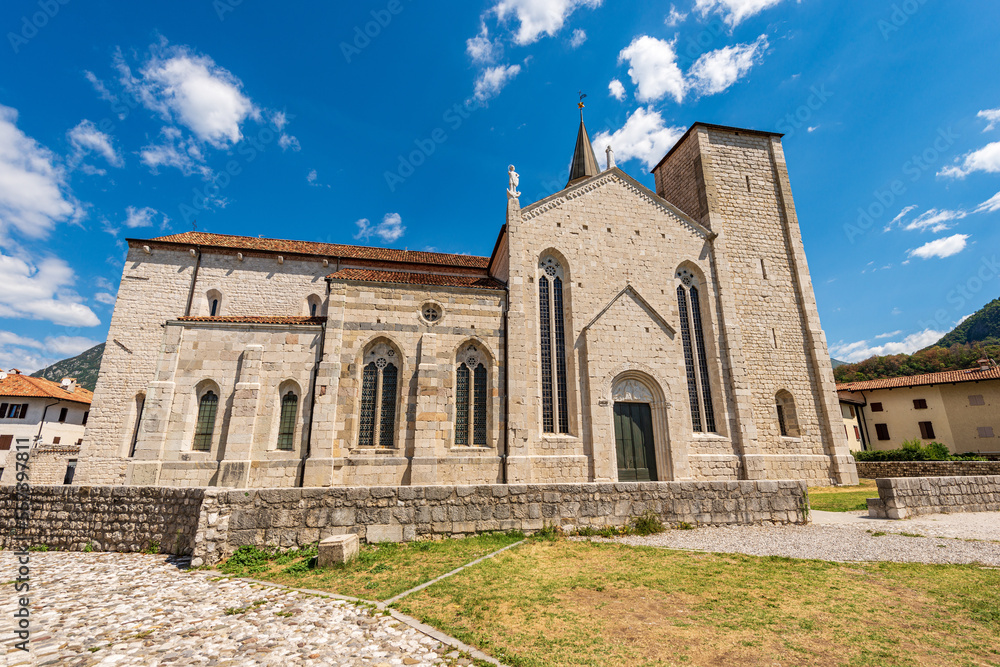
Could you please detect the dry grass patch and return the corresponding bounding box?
[395,539,1000,667]
[808,479,880,512]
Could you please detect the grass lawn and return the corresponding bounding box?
[216,531,523,601]
[395,539,1000,667]
[808,478,879,512]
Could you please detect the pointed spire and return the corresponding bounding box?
[567,97,600,187]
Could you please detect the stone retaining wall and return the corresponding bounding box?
[0,486,205,554]
[856,461,1000,479]
[867,475,1000,519]
[0,481,808,565]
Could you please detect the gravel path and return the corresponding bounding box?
[0,552,472,667]
[583,511,1000,565]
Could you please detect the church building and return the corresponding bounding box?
[78,118,859,488]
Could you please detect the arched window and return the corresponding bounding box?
[305,294,323,318]
[358,342,399,448]
[538,255,570,434]
[775,390,800,437]
[455,343,489,446]
[276,390,298,450]
[206,289,223,317]
[193,390,218,451]
[676,268,716,433]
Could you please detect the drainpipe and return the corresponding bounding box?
[298,267,334,488]
[857,392,871,451]
[501,290,509,484]
[184,247,202,317]
[34,401,60,448]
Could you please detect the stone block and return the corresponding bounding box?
[366,524,403,543]
[318,534,359,566]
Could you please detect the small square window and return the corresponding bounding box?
[875,423,890,441]
[52,437,61,445]
[978,426,995,438]
[969,395,985,406]
[871,402,883,412]
[913,399,928,410]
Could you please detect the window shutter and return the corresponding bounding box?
[0,403,7,418]
[875,423,890,440]
[913,399,927,410]
[0,435,11,450]
[919,421,935,439]
[870,402,883,412]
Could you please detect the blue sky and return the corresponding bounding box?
[1,0,999,371]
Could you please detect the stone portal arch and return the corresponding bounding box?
[610,371,673,482]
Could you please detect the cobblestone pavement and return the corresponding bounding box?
[588,511,1000,565]
[0,552,472,667]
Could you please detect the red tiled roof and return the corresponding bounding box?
[837,390,866,406]
[146,232,489,269]
[0,373,93,405]
[178,316,325,325]
[328,268,506,290]
[837,366,1000,392]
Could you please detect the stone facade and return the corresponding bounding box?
[856,460,1000,479]
[79,121,857,488]
[0,480,808,564]
[866,475,1000,519]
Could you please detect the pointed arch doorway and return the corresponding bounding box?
[612,377,661,482]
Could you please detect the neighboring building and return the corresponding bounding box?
[78,119,858,489]
[837,362,1000,456]
[0,370,93,485]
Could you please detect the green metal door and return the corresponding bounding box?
[613,402,657,482]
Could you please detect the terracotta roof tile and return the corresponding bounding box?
[837,366,1000,392]
[0,373,93,405]
[178,316,325,325]
[147,232,489,269]
[328,268,506,290]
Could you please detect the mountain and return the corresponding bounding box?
[934,296,1000,348]
[833,295,1000,383]
[30,343,105,392]
[831,358,848,368]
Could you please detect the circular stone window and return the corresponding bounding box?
[421,303,442,324]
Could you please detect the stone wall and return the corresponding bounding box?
[0,486,204,554]
[857,461,1000,479]
[867,475,1000,519]
[0,481,807,565]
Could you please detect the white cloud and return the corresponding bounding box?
[139,126,211,178]
[0,251,100,327]
[569,28,587,48]
[874,330,903,339]
[0,104,80,240]
[830,328,946,363]
[473,64,522,102]
[608,79,626,101]
[886,204,918,230]
[688,34,768,96]
[908,234,970,260]
[467,23,501,64]
[307,169,318,184]
[94,292,117,305]
[270,111,289,131]
[67,120,123,168]
[493,0,603,45]
[665,4,688,26]
[118,40,259,149]
[618,36,686,104]
[694,0,785,27]
[974,190,1000,214]
[592,106,686,170]
[0,347,56,374]
[902,208,967,233]
[278,134,301,151]
[123,206,166,229]
[0,331,44,349]
[978,108,1000,132]
[938,141,1000,178]
[45,335,100,357]
[354,213,405,244]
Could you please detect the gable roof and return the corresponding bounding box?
[520,168,715,240]
[142,232,490,269]
[837,366,1000,392]
[0,373,94,405]
[581,284,676,336]
[328,268,506,291]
